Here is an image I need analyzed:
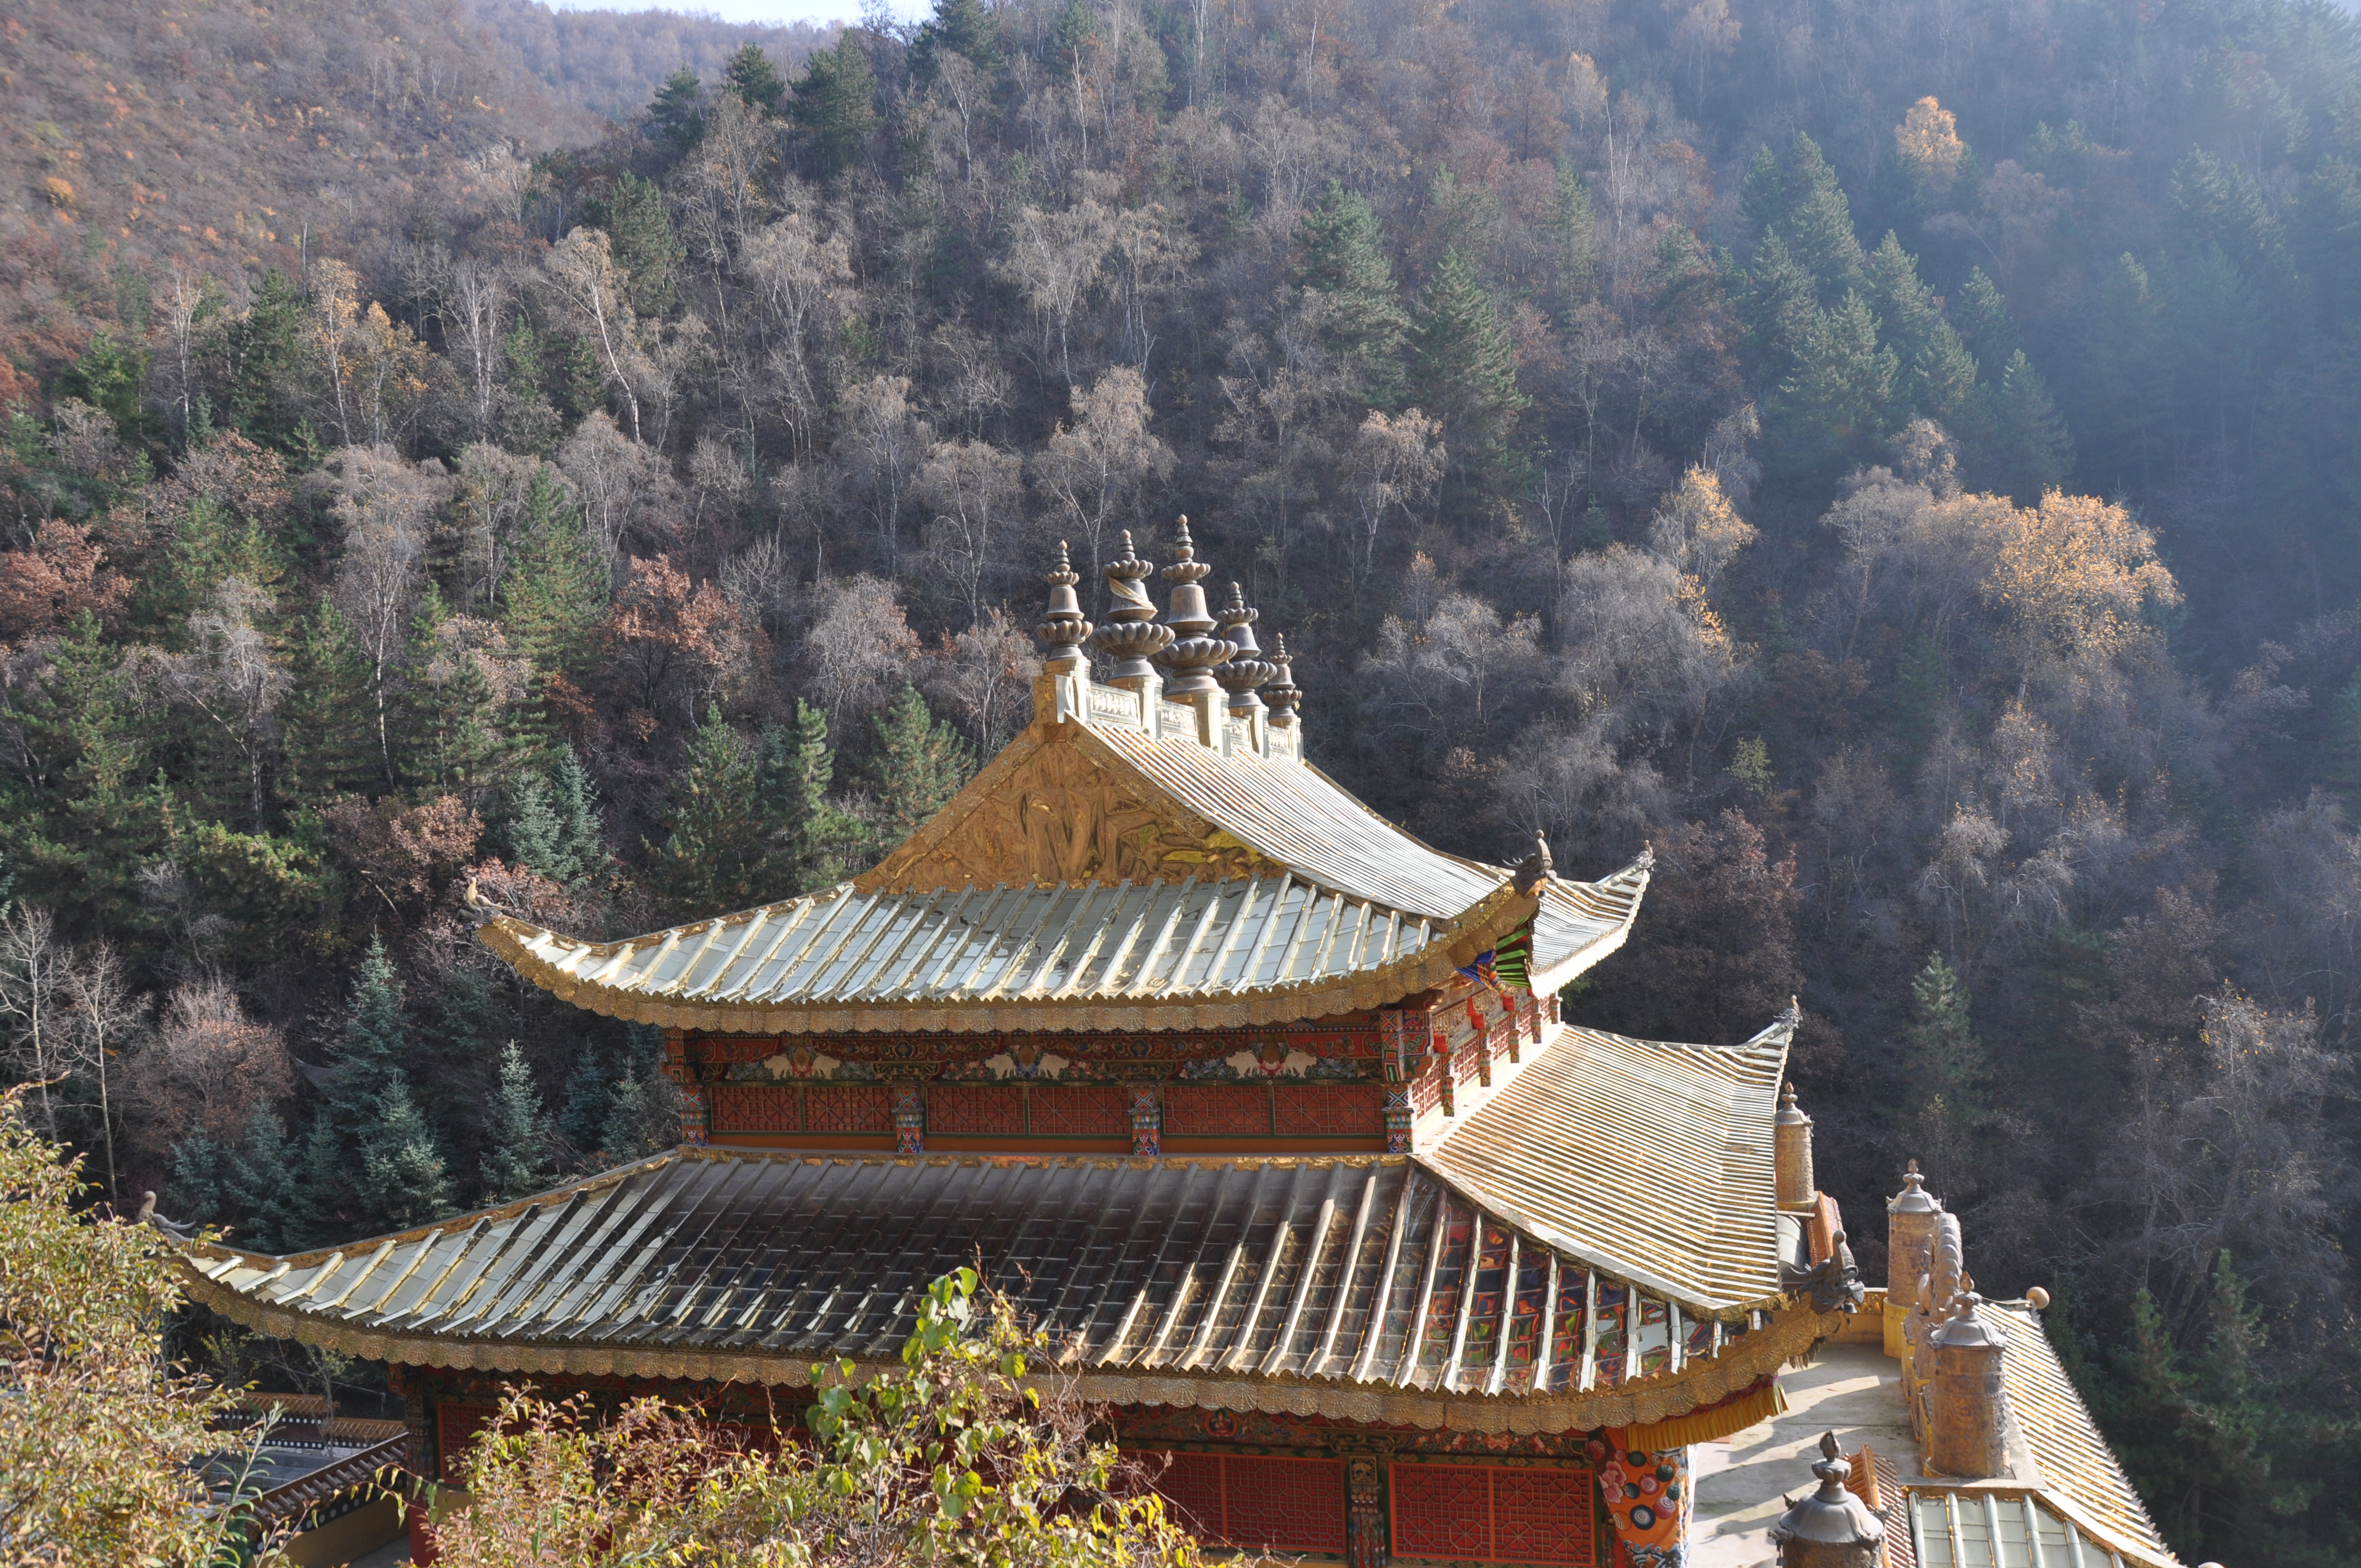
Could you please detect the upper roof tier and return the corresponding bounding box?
[475,652,1650,1031]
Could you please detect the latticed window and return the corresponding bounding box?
[1131,1451,1347,1555]
[1390,1461,1596,1566]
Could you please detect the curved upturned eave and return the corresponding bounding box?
[472,880,1543,1035]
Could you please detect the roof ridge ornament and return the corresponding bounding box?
[1511,830,1554,894]
[1263,631,1302,720]
[1036,540,1094,672]
[1089,530,1173,681]
[1151,516,1233,696]
[1213,581,1276,715]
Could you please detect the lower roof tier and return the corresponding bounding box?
[185,1147,1830,1435]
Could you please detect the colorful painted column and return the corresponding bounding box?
[893,1085,925,1155]
[1595,1440,1690,1567]
[1130,1085,1162,1156]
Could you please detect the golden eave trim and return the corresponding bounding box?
[474,884,1540,1035]
[180,1262,1838,1433]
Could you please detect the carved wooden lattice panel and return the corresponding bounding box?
[805,1085,892,1133]
[1029,1084,1129,1136]
[1488,1468,1597,1565]
[927,1084,1025,1135]
[1272,1082,1385,1136]
[1163,1084,1271,1136]
[437,1402,501,1484]
[1133,1452,1346,1555]
[709,1084,799,1134]
[1391,1462,1595,1566]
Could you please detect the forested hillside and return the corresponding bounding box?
[6,0,2361,1556]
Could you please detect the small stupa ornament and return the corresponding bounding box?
[1035,541,1093,672]
[1213,582,1276,714]
[1150,517,1233,696]
[1263,631,1302,720]
[1087,530,1173,681]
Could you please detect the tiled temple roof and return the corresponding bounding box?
[474,858,1649,1036]
[182,1017,1823,1431]
[1423,1014,1794,1312]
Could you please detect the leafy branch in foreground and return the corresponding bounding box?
[0,1081,278,1565]
[422,1268,1204,1568]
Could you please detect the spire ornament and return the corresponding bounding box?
[1150,517,1232,696]
[1087,531,1173,682]
[1213,582,1276,714]
[1035,541,1094,672]
[1263,632,1302,720]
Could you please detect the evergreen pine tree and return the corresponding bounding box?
[499,464,606,684]
[1296,182,1411,406]
[1410,247,1528,479]
[480,1042,551,1201]
[580,172,680,319]
[557,1050,613,1160]
[1981,350,2074,502]
[763,700,859,892]
[1950,268,2018,372]
[281,596,382,805]
[320,937,450,1236]
[1739,143,1786,241]
[722,42,787,114]
[222,269,316,459]
[600,1068,664,1165]
[1773,134,1867,301]
[907,0,1003,80]
[1745,231,1818,387]
[500,772,566,879]
[649,706,775,916]
[1767,291,1898,481]
[648,67,705,153]
[1901,952,1993,1197]
[550,748,608,883]
[867,687,973,848]
[167,1134,226,1229]
[0,612,167,929]
[1864,231,1979,428]
[356,1077,452,1230]
[790,36,878,179]
[2074,253,2168,490]
[397,586,523,807]
[1554,161,1600,313]
[221,1104,302,1254]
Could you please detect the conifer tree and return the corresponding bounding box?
[1901,952,1993,1197]
[1771,134,1866,301]
[321,937,450,1237]
[1864,231,1979,427]
[580,172,680,319]
[1411,247,1528,479]
[790,36,878,179]
[763,700,859,892]
[498,748,607,885]
[1739,144,1786,241]
[650,706,775,916]
[0,612,166,929]
[1745,231,1818,387]
[480,1042,551,1202]
[1950,268,2018,372]
[281,596,381,805]
[1982,350,2074,502]
[397,586,522,805]
[600,1068,666,1165]
[723,43,786,115]
[1769,292,1897,480]
[1296,182,1410,406]
[1555,161,1600,313]
[648,67,705,153]
[868,687,973,848]
[499,464,606,684]
[557,1051,613,1159]
[908,0,1003,79]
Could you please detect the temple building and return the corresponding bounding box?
[179,530,2186,1568]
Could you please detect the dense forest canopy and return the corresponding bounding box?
[7,0,2361,1556]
